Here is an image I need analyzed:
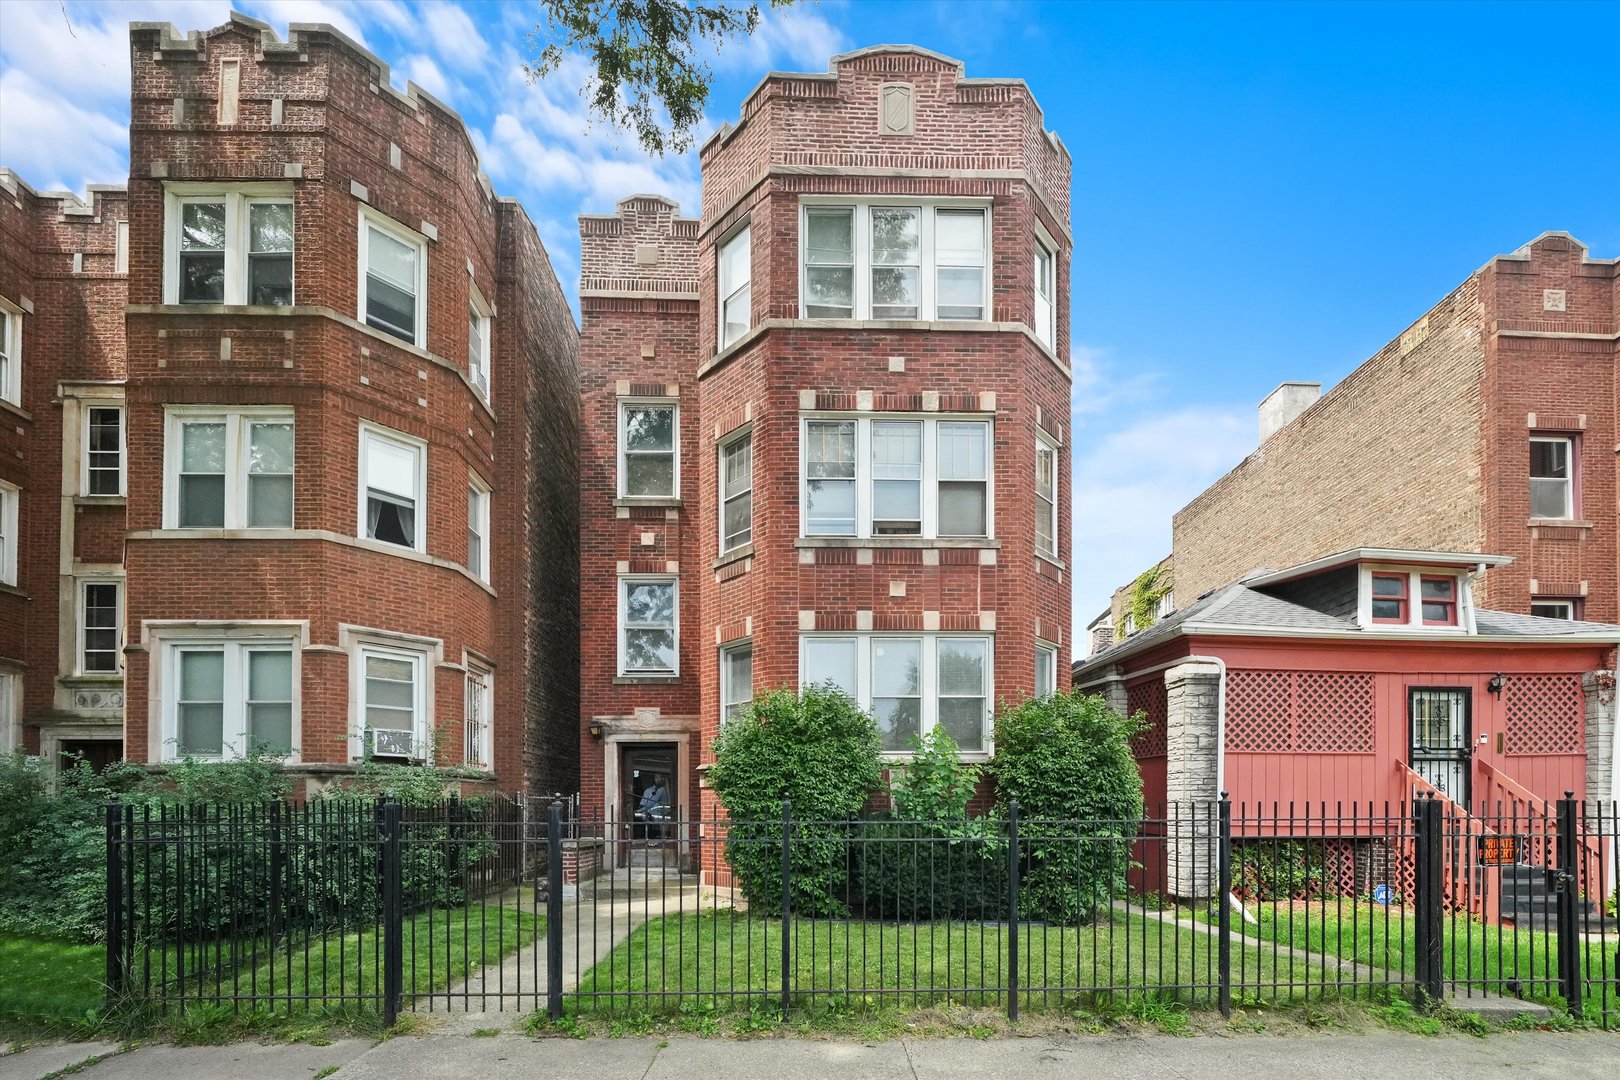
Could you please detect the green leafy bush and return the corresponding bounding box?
[1233,840,1337,901]
[858,728,1005,919]
[708,687,883,916]
[986,691,1144,924]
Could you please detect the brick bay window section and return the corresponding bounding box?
[0,298,21,406]
[464,658,493,770]
[158,635,298,761]
[164,408,294,529]
[718,224,751,348]
[619,577,678,678]
[720,640,752,723]
[619,401,678,500]
[358,208,428,347]
[79,581,121,674]
[719,430,752,554]
[84,405,124,496]
[163,185,293,306]
[1529,435,1575,521]
[359,424,427,552]
[801,634,993,754]
[803,417,991,539]
[800,201,987,321]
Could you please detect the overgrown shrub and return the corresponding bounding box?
[708,687,883,916]
[986,691,1144,924]
[858,728,1005,919]
[1233,840,1335,902]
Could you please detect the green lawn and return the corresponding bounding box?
[567,910,1332,1016]
[0,935,107,1029]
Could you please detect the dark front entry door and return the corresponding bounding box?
[58,739,123,772]
[1409,688,1472,804]
[621,742,678,841]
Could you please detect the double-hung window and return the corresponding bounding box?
[1035,643,1058,699]
[80,581,120,674]
[619,577,678,676]
[800,634,993,752]
[1420,576,1458,626]
[1529,436,1574,520]
[719,225,752,348]
[802,417,992,539]
[359,208,428,347]
[799,202,989,321]
[164,187,294,305]
[359,424,426,551]
[720,432,752,553]
[167,640,296,759]
[361,648,424,758]
[618,402,677,499]
[1035,438,1059,559]
[1034,239,1055,348]
[1366,568,1465,630]
[467,476,491,582]
[0,301,20,406]
[1370,574,1408,624]
[84,406,124,496]
[468,284,492,400]
[0,481,16,586]
[720,641,752,723]
[165,409,294,529]
[464,660,493,769]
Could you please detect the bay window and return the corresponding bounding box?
[359,424,426,551]
[719,225,752,348]
[164,409,294,529]
[801,417,993,539]
[1036,437,1059,558]
[468,285,492,400]
[361,648,424,758]
[1035,643,1058,699]
[358,208,428,347]
[1034,239,1055,348]
[0,481,15,586]
[467,476,490,582]
[800,634,993,752]
[163,187,294,306]
[799,201,990,321]
[1529,436,1573,520]
[619,577,678,676]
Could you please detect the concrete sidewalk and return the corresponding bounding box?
[6,1031,1619,1080]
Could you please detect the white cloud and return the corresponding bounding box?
[0,68,129,190]
[398,52,456,100]
[710,6,846,74]
[244,0,371,46]
[418,3,488,72]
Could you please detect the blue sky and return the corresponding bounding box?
[3,1,1617,644]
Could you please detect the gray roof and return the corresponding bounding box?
[1077,580,1620,679]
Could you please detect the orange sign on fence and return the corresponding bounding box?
[1477,835,1522,866]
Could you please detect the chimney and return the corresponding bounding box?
[1258,381,1321,442]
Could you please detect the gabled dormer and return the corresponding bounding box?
[1243,549,1514,635]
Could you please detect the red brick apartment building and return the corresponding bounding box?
[1173,232,1618,624]
[577,46,1074,834]
[0,13,580,795]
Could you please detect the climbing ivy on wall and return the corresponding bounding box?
[1118,565,1173,640]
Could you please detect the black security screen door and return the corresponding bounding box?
[1410,687,1472,804]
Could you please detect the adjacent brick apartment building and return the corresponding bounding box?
[0,13,580,795]
[1173,232,1617,623]
[577,46,1075,837]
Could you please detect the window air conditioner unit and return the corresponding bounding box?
[369,728,416,760]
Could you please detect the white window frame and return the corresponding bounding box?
[115,221,130,274]
[719,429,752,554]
[718,224,752,349]
[1033,232,1056,349]
[162,184,295,306]
[160,637,300,762]
[82,403,126,497]
[0,297,21,406]
[468,282,492,401]
[797,198,991,322]
[355,644,429,761]
[617,399,680,500]
[798,633,995,755]
[1529,599,1576,620]
[463,657,493,769]
[467,472,491,583]
[1529,435,1574,521]
[0,481,16,586]
[1356,565,1472,633]
[1035,435,1059,559]
[1035,641,1058,699]
[163,407,295,530]
[618,575,679,677]
[720,639,753,723]
[357,422,428,553]
[78,578,123,675]
[799,415,994,539]
[357,206,429,348]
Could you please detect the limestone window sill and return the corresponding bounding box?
[0,399,33,423]
[795,536,1000,550]
[73,495,127,508]
[1036,550,1067,572]
[614,675,681,685]
[60,674,124,686]
[0,583,29,600]
[713,544,754,570]
[614,497,683,509]
[1528,518,1592,529]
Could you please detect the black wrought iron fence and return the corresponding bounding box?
[104,794,1619,1027]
